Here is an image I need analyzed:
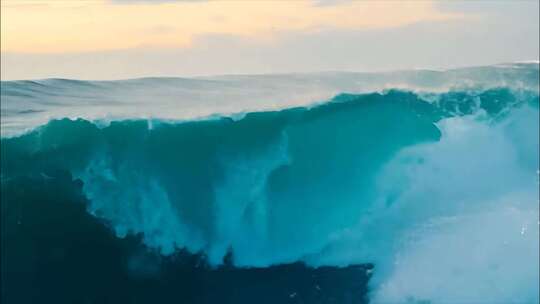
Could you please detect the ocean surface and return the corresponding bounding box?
[1,63,539,303]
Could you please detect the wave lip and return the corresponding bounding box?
[1,62,539,137]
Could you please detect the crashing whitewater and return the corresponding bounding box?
[1,63,539,303]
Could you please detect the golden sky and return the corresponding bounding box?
[2,0,538,80]
[1,0,460,53]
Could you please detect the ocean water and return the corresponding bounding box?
[1,63,539,303]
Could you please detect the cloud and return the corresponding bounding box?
[1,0,461,53]
[313,0,352,7]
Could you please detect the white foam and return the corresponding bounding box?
[304,104,539,303]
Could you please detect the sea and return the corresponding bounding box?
[1,62,539,303]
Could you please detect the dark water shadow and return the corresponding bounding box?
[1,173,372,304]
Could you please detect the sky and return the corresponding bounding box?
[1,0,539,80]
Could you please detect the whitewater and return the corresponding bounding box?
[1,62,539,303]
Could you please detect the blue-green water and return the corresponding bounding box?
[1,64,539,303]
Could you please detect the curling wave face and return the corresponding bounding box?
[1,63,539,303]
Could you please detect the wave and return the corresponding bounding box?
[1,62,538,137]
[1,86,539,303]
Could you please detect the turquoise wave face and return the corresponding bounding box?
[1,88,539,303]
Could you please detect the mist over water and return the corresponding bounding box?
[1,63,539,303]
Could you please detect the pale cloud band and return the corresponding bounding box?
[1,0,461,53]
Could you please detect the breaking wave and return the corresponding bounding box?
[2,85,538,303]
